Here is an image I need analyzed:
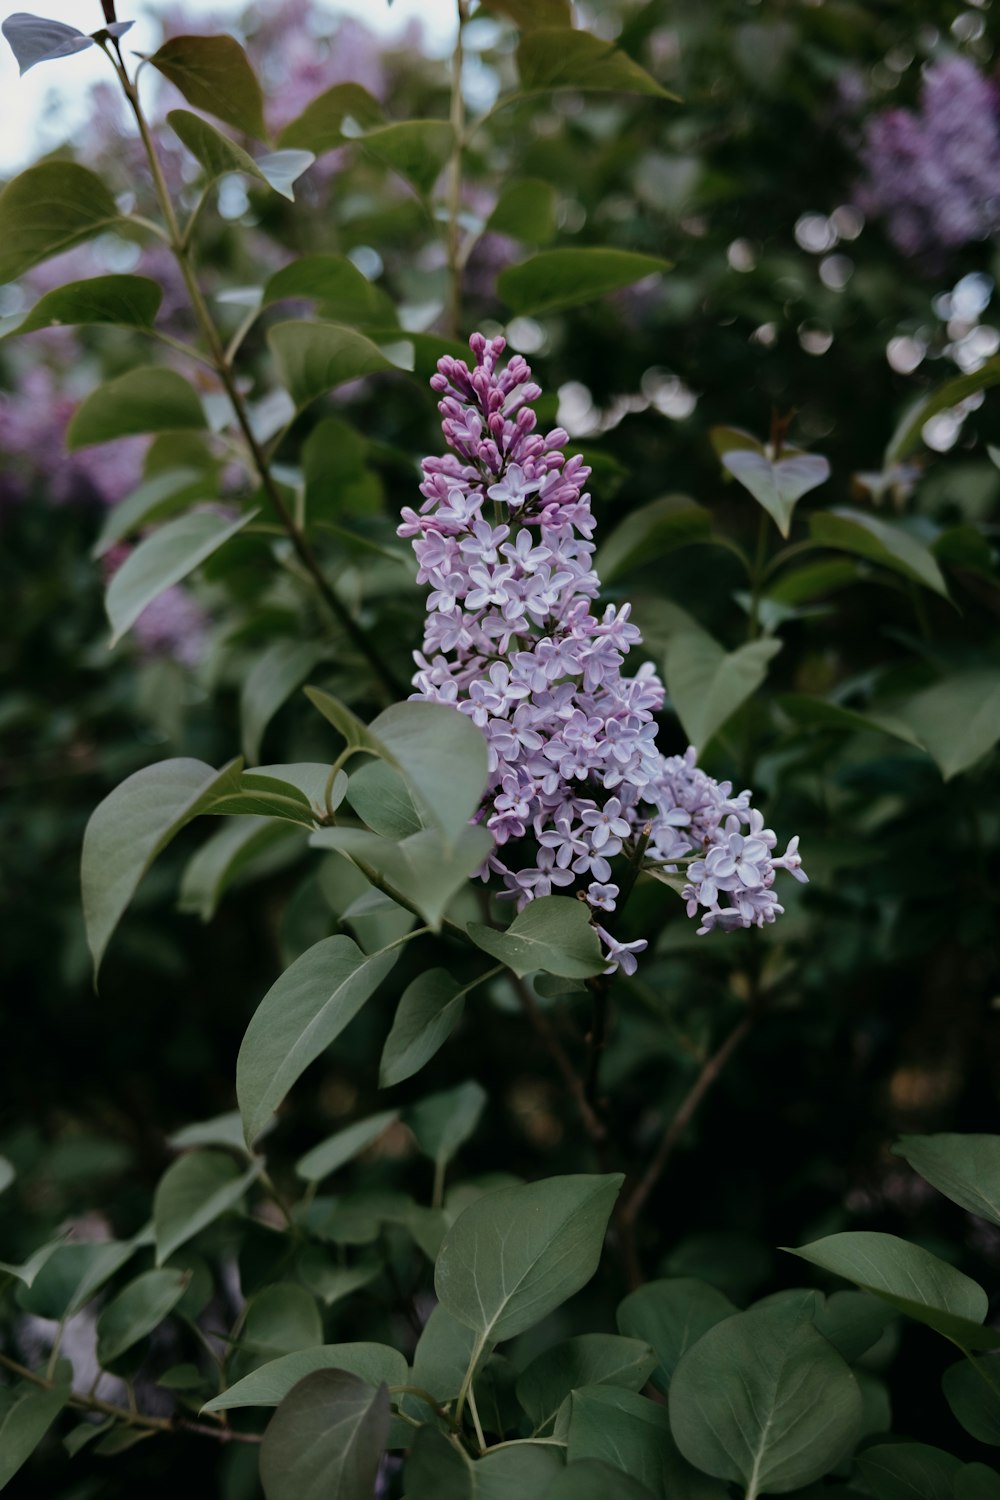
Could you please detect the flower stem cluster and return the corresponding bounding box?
[401,334,806,971]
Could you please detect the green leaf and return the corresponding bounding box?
[855,1443,962,1500]
[403,1425,565,1499]
[148,34,266,139]
[168,1110,261,1155]
[467,896,605,979]
[231,1284,323,1378]
[295,1254,378,1309]
[517,28,676,98]
[67,367,207,449]
[616,1278,736,1394]
[237,935,401,1146]
[895,1133,1000,1227]
[106,509,255,647]
[82,756,242,978]
[92,467,209,559]
[179,817,303,922]
[518,1335,657,1434]
[669,1301,863,1496]
[263,255,396,327]
[886,357,1000,465]
[887,672,1000,780]
[379,968,466,1087]
[0,1157,13,1196]
[809,509,949,598]
[304,686,384,756]
[311,825,493,931]
[277,82,385,154]
[568,1385,723,1499]
[958,1466,1000,1500]
[1,14,94,74]
[410,1304,483,1403]
[482,0,572,27]
[0,1238,67,1292]
[545,1460,657,1500]
[942,1356,1000,1444]
[499,249,671,317]
[407,1081,487,1181]
[167,110,313,200]
[788,1231,1000,1349]
[153,1149,260,1264]
[295,1110,399,1184]
[204,1344,405,1413]
[241,640,325,765]
[16,1240,138,1320]
[206,768,328,825]
[486,179,558,244]
[268,320,397,413]
[367,701,490,847]
[0,161,119,283]
[259,1369,389,1500]
[595,495,713,583]
[1,274,161,339]
[435,1173,623,1347]
[0,1382,70,1489]
[813,1291,896,1363]
[359,120,454,197]
[721,449,830,538]
[96,1268,189,1366]
[663,631,781,751]
[346,761,423,840]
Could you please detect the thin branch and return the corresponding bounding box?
[509,973,607,1144]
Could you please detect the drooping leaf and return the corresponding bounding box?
[895,1133,1000,1227]
[295,1110,399,1184]
[0,1382,71,1490]
[359,120,454,197]
[179,818,303,923]
[106,509,256,647]
[721,448,830,538]
[663,631,782,751]
[82,757,242,978]
[1,275,161,339]
[595,495,713,583]
[486,179,558,244]
[788,1231,1000,1349]
[467,895,605,979]
[518,1335,657,1434]
[517,28,676,98]
[669,1301,863,1496]
[16,1239,138,1320]
[498,249,671,317]
[346,761,423,841]
[203,1344,406,1411]
[616,1278,737,1393]
[263,255,396,327]
[237,935,401,1145]
[67,367,207,449]
[809,509,949,598]
[1,13,93,73]
[886,672,1000,780]
[0,161,119,283]
[311,825,493,931]
[259,1369,390,1500]
[148,34,266,139]
[153,1150,260,1264]
[268,320,398,412]
[855,1443,962,1500]
[407,1081,487,1184]
[435,1173,623,1350]
[168,1110,261,1155]
[240,640,326,765]
[92,467,209,558]
[886,357,1000,465]
[95,1269,189,1366]
[277,81,385,154]
[167,110,313,200]
[379,968,466,1087]
[942,1356,1000,1445]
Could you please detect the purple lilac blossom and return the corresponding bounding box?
[857,56,1000,259]
[401,335,807,971]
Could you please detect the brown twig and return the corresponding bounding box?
[617,1007,756,1288]
[509,974,607,1144]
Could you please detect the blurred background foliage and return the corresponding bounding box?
[1,0,999,1493]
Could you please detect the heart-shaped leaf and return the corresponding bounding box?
[148,34,266,139]
[0,161,119,283]
[722,448,830,537]
[2,13,92,74]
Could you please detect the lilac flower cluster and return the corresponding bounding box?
[401,335,806,972]
[858,57,1000,260]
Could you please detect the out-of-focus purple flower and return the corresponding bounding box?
[402,335,806,973]
[857,56,1000,259]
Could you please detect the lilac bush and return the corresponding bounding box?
[402,335,807,969]
[858,55,1000,259]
